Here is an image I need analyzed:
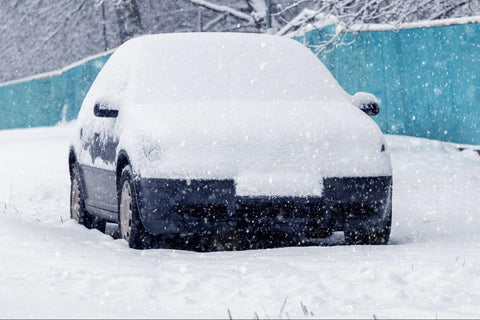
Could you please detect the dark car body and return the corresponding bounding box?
[69,33,393,249]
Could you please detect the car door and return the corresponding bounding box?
[80,101,120,220]
[77,49,131,221]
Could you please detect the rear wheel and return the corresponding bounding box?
[118,165,155,249]
[70,163,106,232]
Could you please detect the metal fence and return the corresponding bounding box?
[299,17,480,144]
[0,53,110,130]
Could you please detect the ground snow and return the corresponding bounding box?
[1,124,480,318]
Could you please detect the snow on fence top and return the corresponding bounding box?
[281,11,480,37]
[0,51,112,130]
[344,15,480,32]
[0,50,113,89]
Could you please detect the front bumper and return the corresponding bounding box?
[134,176,392,237]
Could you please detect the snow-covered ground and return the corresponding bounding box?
[1,123,480,318]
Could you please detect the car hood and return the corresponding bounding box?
[119,100,392,197]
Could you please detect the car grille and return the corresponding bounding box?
[235,197,324,222]
[175,197,324,223]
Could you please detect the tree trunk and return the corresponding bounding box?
[115,0,143,43]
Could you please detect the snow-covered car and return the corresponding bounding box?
[68,33,392,249]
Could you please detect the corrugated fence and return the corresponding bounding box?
[300,17,480,144]
[0,53,110,130]
[1,17,479,144]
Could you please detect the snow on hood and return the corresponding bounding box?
[120,100,391,197]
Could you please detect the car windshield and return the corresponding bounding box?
[123,33,347,104]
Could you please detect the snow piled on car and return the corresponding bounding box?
[121,100,390,196]
[75,33,391,196]
[119,33,344,102]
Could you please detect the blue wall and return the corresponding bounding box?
[1,21,480,145]
[0,54,110,129]
[299,22,480,144]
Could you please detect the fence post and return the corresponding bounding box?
[265,0,271,29]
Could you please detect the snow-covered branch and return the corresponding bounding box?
[182,0,254,22]
[276,9,338,36]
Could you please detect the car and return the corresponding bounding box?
[69,32,392,250]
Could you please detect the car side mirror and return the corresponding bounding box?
[352,92,379,116]
[94,102,119,118]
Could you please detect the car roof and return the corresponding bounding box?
[95,32,347,103]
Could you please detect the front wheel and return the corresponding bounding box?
[343,199,392,245]
[70,162,106,232]
[118,165,155,249]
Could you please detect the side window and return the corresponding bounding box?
[77,44,135,128]
[91,53,129,110]
[76,50,130,141]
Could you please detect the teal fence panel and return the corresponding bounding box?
[1,22,479,145]
[0,53,110,130]
[298,20,480,145]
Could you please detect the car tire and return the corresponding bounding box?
[344,199,392,245]
[70,162,106,232]
[307,227,333,239]
[118,165,155,249]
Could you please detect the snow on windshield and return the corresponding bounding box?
[119,33,346,103]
